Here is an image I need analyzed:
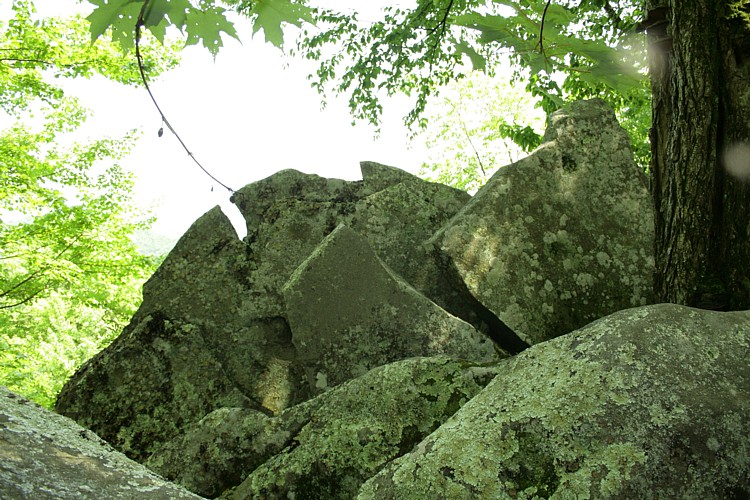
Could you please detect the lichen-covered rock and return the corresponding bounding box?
[145,406,284,498]
[230,163,473,320]
[432,99,654,345]
[358,304,750,499]
[230,162,524,351]
[0,387,203,500]
[55,314,267,462]
[219,356,500,499]
[231,168,362,238]
[360,160,421,192]
[282,224,497,393]
[136,205,251,329]
[55,207,304,460]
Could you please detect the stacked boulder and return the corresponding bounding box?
[34,99,747,498]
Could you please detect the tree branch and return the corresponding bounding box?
[0,241,75,307]
[425,0,455,73]
[0,288,44,310]
[537,0,553,58]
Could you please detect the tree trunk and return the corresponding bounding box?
[646,0,750,309]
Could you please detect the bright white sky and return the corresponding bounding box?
[19,1,431,239]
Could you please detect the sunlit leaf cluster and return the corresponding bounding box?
[82,0,653,175]
[1,0,172,406]
[294,0,479,130]
[419,72,545,193]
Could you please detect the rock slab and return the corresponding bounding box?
[282,224,497,393]
[432,98,654,344]
[0,386,203,500]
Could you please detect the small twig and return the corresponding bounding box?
[452,103,486,176]
[134,1,235,193]
[538,0,553,56]
[0,289,44,310]
[0,241,76,309]
[426,0,455,74]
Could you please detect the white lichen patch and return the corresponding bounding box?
[596,251,611,267]
[314,371,328,390]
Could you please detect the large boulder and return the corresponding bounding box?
[54,206,276,461]
[54,312,272,462]
[229,162,524,350]
[0,387,203,499]
[228,164,473,320]
[431,98,654,345]
[359,304,750,498]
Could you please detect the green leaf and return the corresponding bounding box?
[184,6,239,57]
[541,4,576,30]
[251,0,314,48]
[454,13,514,45]
[583,63,644,94]
[86,0,140,41]
[455,40,486,71]
[86,0,142,50]
[146,16,169,44]
[143,0,192,32]
[522,51,550,75]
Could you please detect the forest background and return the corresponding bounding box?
[2,0,705,408]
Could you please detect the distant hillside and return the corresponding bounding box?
[130,229,177,257]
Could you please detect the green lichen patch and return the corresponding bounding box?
[146,406,297,498]
[56,314,264,463]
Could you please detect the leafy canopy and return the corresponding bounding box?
[0,0,178,406]
[84,0,650,163]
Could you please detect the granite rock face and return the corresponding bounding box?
[432,98,654,345]
[282,224,496,394]
[0,387,203,500]
[133,204,252,329]
[230,164,475,321]
[359,305,750,498]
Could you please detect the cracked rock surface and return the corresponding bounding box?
[55,160,507,464]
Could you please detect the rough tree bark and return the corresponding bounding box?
[646,0,750,309]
